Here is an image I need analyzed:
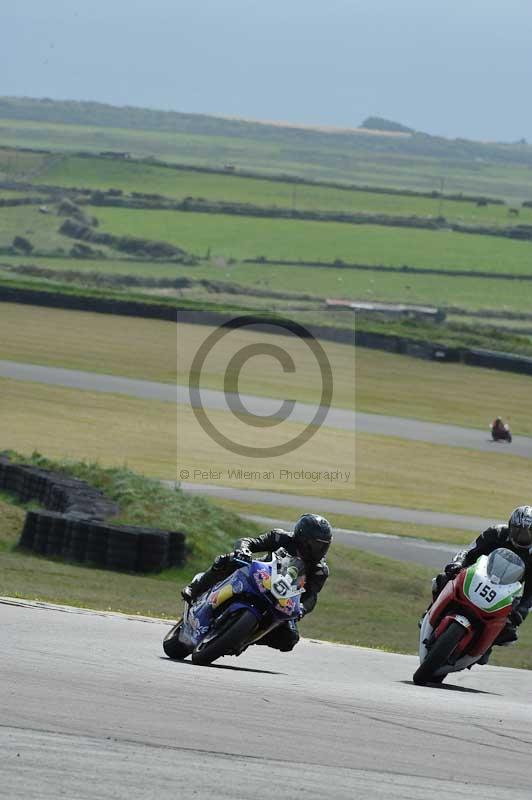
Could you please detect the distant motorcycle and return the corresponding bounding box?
[414,548,524,685]
[163,549,305,666]
[491,421,512,443]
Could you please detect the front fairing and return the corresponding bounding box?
[180,566,255,647]
[462,555,523,612]
[180,557,304,648]
[249,559,304,620]
[420,553,524,672]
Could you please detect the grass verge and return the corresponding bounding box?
[0,491,26,550]
[0,452,259,566]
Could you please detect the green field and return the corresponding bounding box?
[3,113,532,202]
[0,189,41,198]
[0,254,186,280]
[0,146,48,175]
[2,250,531,316]
[0,205,67,251]
[179,260,531,313]
[91,206,532,275]
[31,154,532,227]
[0,204,118,256]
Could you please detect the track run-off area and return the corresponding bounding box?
[2,598,532,800]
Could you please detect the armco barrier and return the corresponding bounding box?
[1,456,186,572]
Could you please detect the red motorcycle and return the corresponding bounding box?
[491,419,512,443]
[414,548,524,685]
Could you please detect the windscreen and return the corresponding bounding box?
[270,552,305,599]
[486,548,525,585]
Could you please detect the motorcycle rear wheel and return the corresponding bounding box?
[191,609,258,666]
[413,621,465,685]
[163,619,192,660]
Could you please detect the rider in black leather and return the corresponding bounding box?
[181,514,332,652]
[432,506,532,650]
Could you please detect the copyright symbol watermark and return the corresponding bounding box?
[188,316,333,458]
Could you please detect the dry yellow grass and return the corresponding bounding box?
[1,377,176,478]
[176,404,530,517]
[177,402,355,499]
[354,431,532,518]
[1,373,356,498]
[356,347,532,435]
[0,303,177,382]
[178,321,355,409]
[0,307,355,407]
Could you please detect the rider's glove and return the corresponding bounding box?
[232,548,252,563]
[510,609,524,627]
[444,562,462,578]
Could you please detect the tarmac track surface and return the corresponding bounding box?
[2,360,531,458]
[178,480,496,533]
[2,599,532,800]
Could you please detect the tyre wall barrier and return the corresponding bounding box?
[0,285,177,321]
[462,348,532,376]
[0,288,528,375]
[1,457,186,572]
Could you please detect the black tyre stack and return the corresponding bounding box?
[0,455,188,574]
[106,527,139,572]
[85,523,109,568]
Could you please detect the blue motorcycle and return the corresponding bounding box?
[163,549,305,666]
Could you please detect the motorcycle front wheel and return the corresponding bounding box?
[191,609,258,666]
[413,621,465,685]
[163,619,192,660]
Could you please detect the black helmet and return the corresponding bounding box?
[508,506,532,550]
[293,514,332,562]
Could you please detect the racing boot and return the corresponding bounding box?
[181,555,235,604]
[477,647,492,666]
[181,572,212,604]
[493,622,518,646]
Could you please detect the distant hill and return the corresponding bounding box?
[3,96,532,202]
[361,117,415,134]
[1,96,532,167]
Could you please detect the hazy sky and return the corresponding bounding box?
[3,0,532,141]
